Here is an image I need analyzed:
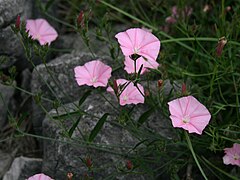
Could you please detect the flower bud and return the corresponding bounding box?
[67,172,73,180]
[216,37,227,57]
[77,11,84,27]
[182,83,187,95]
[126,160,133,170]
[86,157,92,168]
[15,15,21,30]
[157,80,163,89]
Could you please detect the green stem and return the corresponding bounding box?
[185,131,208,180]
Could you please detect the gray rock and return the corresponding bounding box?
[3,156,42,180]
[0,0,32,28]
[41,77,175,179]
[42,92,162,179]
[0,0,32,69]
[0,150,14,179]
[0,83,15,129]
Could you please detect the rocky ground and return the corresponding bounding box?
[0,1,174,179]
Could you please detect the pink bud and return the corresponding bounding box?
[77,11,84,27]
[216,37,227,57]
[182,83,187,95]
[15,15,21,29]
[86,157,92,168]
[67,172,73,180]
[157,80,163,89]
[126,160,133,170]
[113,79,118,94]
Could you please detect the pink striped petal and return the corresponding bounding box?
[26,19,58,45]
[27,173,52,180]
[74,60,112,88]
[168,96,211,135]
[115,28,160,61]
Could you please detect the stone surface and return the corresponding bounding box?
[0,0,32,69]
[0,0,31,28]
[3,156,42,180]
[42,92,172,179]
[0,150,14,179]
[0,83,15,129]
[0,0,32,70]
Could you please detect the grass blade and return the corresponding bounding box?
[88,113,109,142]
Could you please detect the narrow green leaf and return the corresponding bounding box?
[45,0,55,11]
[137,107,155,127]
[68,115,82,138]
[79,90,92,106]
[88,113,109,142]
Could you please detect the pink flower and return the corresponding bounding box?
[124,56,159,74]
[27,173,52,180]
[74,60,112,88]
[115,28,160,62]
[107,79,144,106]
[168,96,211,135]
[223,143,240,166]
[26,19,58,45]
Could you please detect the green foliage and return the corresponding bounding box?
[2,0,240,179]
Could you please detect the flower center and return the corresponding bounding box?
[233,154,239,160]
[134,47,139,54]
[123,95,128,101]
[91,76,98,83]
[182,115,190,124]
[35,34,41,40]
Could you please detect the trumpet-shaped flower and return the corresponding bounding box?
[26,19,58,45]
[27,173,52,180]
[124,56,159,74]
[168,96,211,135]
[115,28,160,62]
[223,143,240,166]
[107,79,144,106]
[74,60,112,88]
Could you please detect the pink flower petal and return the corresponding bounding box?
[26,19,58,45]
[27,173,52,180]
[107,79,144,106]
[115,28,160,61]
[223,143,240,166]
[74,60,112,88]
[168,96,211,135]
[124,56,159,74]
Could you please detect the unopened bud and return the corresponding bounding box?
[86,157,92,168]
[182,83,187,95]
[126,160,133,170]
[216,37,227,57]
[77,11,84,27]
[15,15,21,30]
[157,80,163,89]
[67,172,73,180]
[203,4,211,13]
[113,79,118,95]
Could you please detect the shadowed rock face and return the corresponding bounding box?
[41,86,174,179]
[3,156,42,180]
